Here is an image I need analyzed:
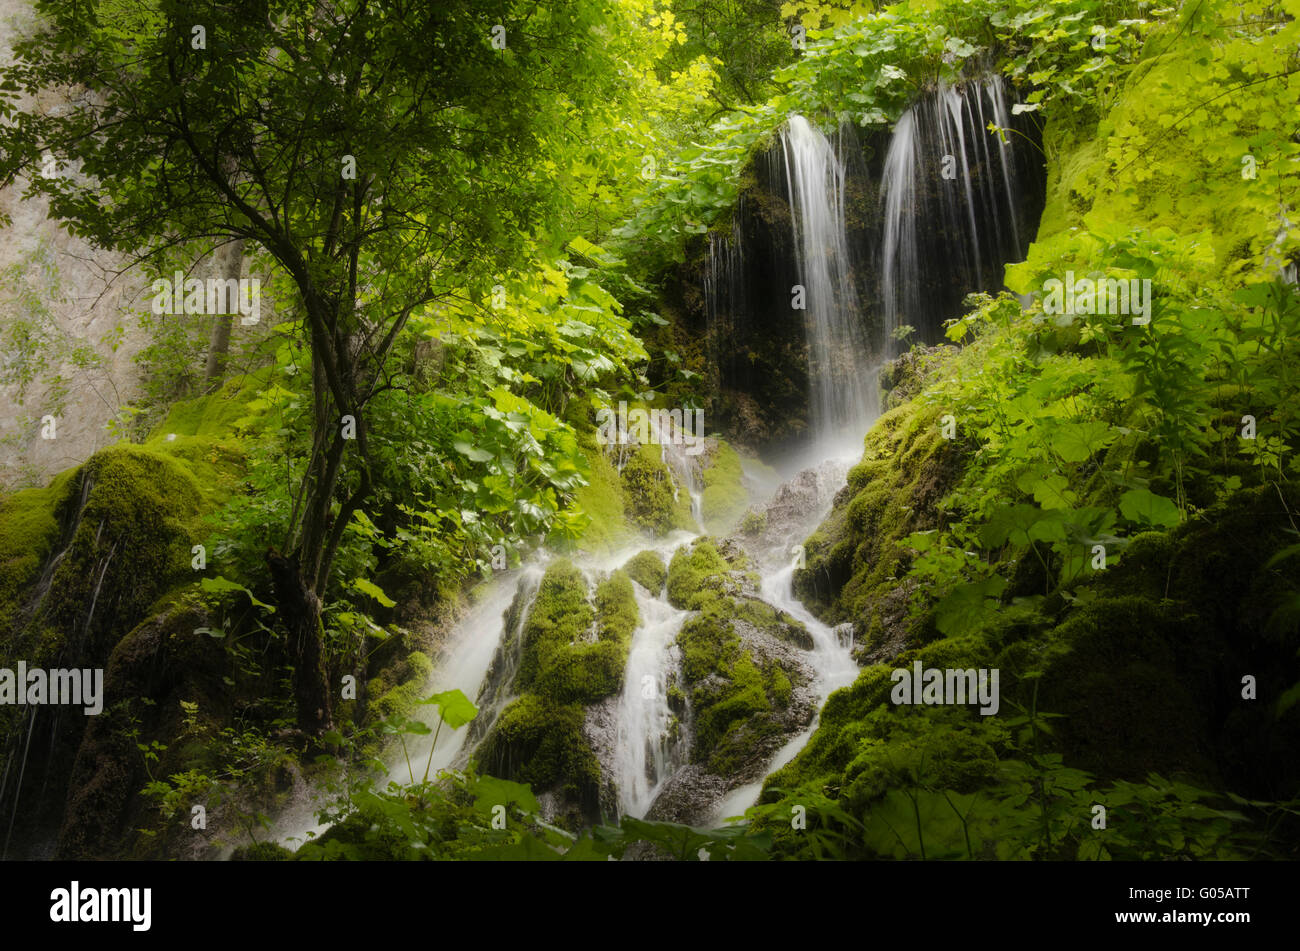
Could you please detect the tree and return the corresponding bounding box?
[0,0,636,735]
[203,237,244,386]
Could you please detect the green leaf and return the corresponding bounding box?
[1033,474,1079,510]
[417,688,478,729]
[1049,420,1116,463]
[352,577,397,608]
[934,577,1008,636]
[472,775,539,815]
[453,440,494,463]
[1119,488,1180,528]
[199,576,275,613]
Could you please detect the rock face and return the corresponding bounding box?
[0,0,283,491]
[0,444,211,857]
[732,459,851,571]
[0,0,144,487]
[790,399,964,659]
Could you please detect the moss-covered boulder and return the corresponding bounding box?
[572,435,629,552]
[474,560,639,828]
[0,444,221,858]
[620,444,695,535]
[622,550,667,595]
[642,539,819,821]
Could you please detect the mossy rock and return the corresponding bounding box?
[367,651,435,722]
[594,570,639,644]
[473,561,637,827]
[475,694,603,824]
[665,539,735,610]
[620,443,694,535]
[699,439,749,534]
[732,596,814,650]
[230,841,294,861]
[147,369,273,444]
[515,560,635,704]
[6,444,209,668]
[672,581,809,774]
[0,467,78,631]
[572,437,629,552]
[791,399,962,654]
[764,481,1300,856]
[622,550,667,595]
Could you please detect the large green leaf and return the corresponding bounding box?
[199,576,275,613]
[471,775,539,816]
[1119,488,1180,528]
[418,688,478,729]
[1048,420,1116,463]
[352,577,397,608]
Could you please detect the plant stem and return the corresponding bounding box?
[421,714,445,785]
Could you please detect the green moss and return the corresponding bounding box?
[733,596,814,649]
[622,550,667,595]
[665,539,732,610]
[513,559,638,706]
[678,600,742,681]
[621,443,689,535]
[767,665,792,706]
[476,694,602,817]
[699,439,748,534]
[694,652,769,762]
[668,549,807,774]
[765,482,1300,857]
[4,445,212,668]
[792,398,959,654]
[0,467,78,629]
[572,438,629,553]
[147,368,273,443]
[230,841,294,861]
[367,651,434,722]
[594,570,639,644]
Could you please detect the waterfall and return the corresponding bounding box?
[779,115,878,451]
[879,76,1034,350]
[703,75,1042,429]
[271,75,1044,852]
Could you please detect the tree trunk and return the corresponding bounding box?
[203,238,246,386]
[266,548,332,736]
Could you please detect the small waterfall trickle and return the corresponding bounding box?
[780,115,879,451]
[614,585,689,817]
[704,207,749,409]
[450,566,544,763]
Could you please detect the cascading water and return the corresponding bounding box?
[273,76,1044,850]
[780,115,879,453]
[271,564,543,848]
[614,584,690,817]
[879,76,1035,349]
